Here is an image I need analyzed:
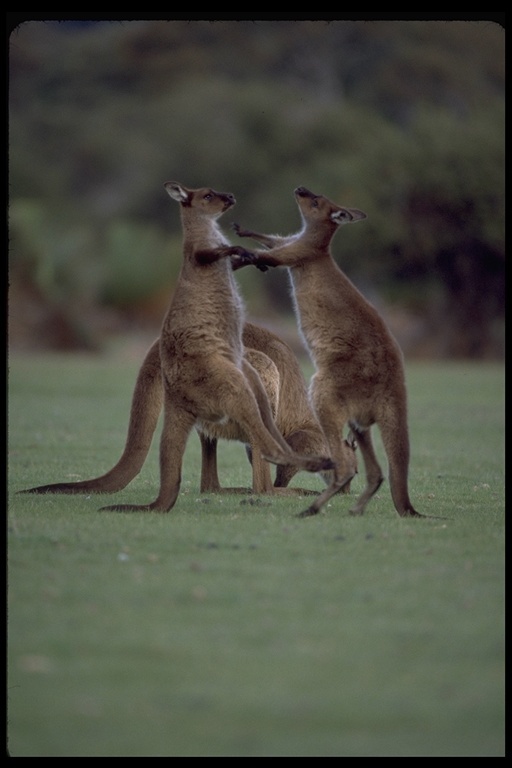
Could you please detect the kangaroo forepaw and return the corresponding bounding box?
[232,222,246,237]
[229,246,257,271]
[229,245,252,257]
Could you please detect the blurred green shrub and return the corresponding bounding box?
[100,220,180,309]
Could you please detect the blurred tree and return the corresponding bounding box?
[8,18,504,357]
[9,198,105,350]
[402,104,505,357]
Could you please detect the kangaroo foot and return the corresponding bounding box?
[398,508,428,518]
[99,503,166,512]
[296,505,322,518]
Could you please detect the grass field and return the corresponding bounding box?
[7,350,505,756]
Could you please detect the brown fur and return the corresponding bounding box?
[19,335,282,496]
[196,344,280,494]
[20,337,163,496]
[22,183,333,512]
[239,322,356,494]
[234,185,423,518]
[21,323,342,498]
[198,322,357,495]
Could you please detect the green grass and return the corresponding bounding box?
[7,352,505,756]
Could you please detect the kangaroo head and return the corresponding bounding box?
[294,186,366,228]
[164,181,236,217]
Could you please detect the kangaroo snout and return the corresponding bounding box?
[222,193,236,209]
[294,186,315,198]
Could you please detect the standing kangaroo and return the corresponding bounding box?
[65,182,332,512]
[234,186,422,519]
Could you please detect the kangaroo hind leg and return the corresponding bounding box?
[347,425,384,516]
[100,398,196,513]
[298,393,356,517]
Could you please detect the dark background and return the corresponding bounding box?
[8,16,505,358]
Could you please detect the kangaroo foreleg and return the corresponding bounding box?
[232,223,288,250]
[196,245,256,269]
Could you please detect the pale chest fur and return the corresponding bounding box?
[162,260,245,364]
[288,257,395,369]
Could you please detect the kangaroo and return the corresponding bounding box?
[238,322,356,494]
[234,185,423,519]
[196,343,280,494]
[98,181,333,511]
[199,321,357,495]
[19,333,282,496]
[20,323,340,499]
[35,182,331,513]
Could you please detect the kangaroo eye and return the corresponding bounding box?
[204,193,213,201]
[311,198,319,207]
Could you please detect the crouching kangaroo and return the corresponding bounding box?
[238,322,356,494]
[197,341,281,494]
[24,182,332,513]
[199,321,357,495]
[234,186,423,519]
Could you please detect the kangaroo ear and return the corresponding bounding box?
[331,208,367,225]
[164,181,189,203]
